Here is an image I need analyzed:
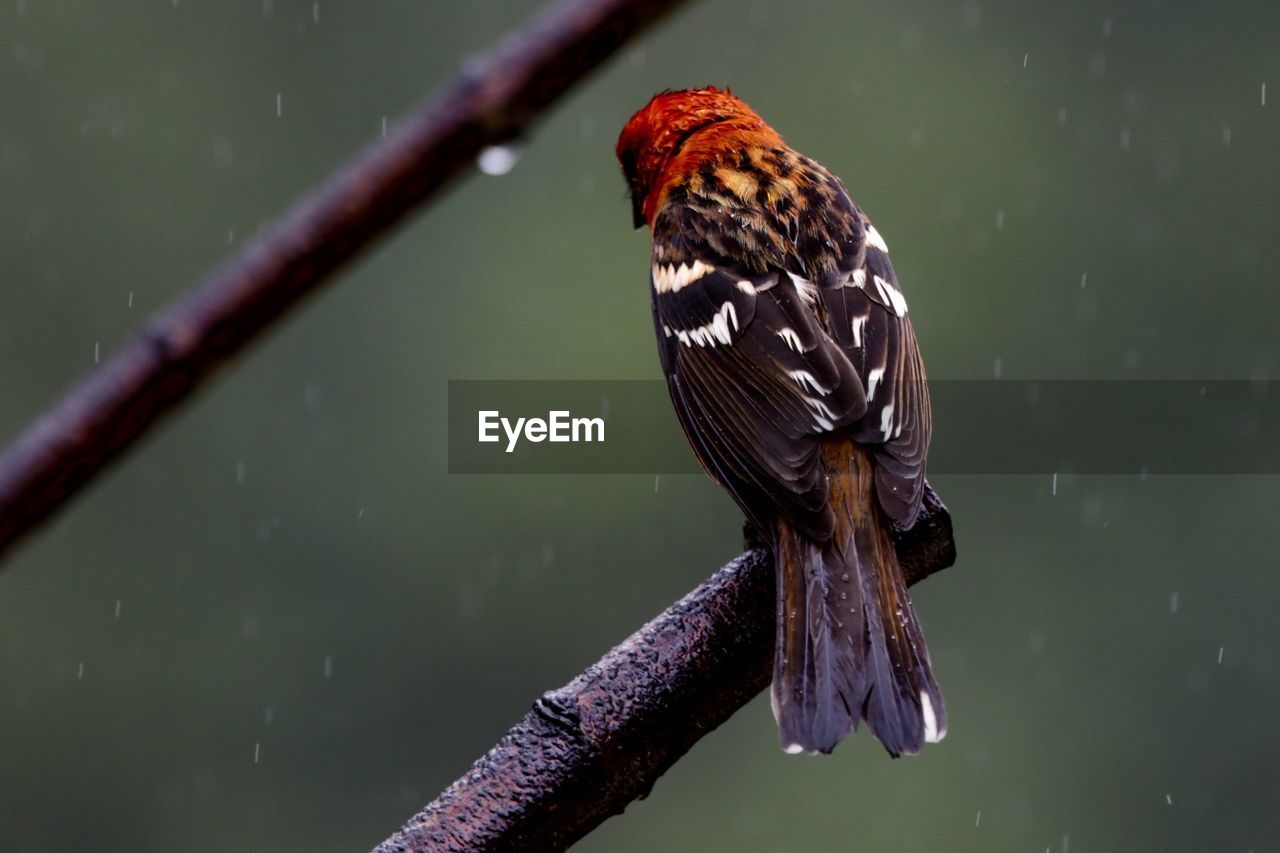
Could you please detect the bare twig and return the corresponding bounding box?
[0,0,692,564]
[374,485,957,852]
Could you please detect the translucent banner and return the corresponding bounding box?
[448,380,1278,475]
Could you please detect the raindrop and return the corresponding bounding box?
[1165,793,1173,805]
[993,358,1003,379]
[1081,495,1104,527]
[1119,128,1131,151]
[254,742,261,764]
[975,810,981,827]
[1169,591,1179,614]
[312,2,319,22]
[1057,107,1068,125]
[94,342,100,364]
[381,116,388,138]
[264,705,275,725]
[1080,272,1087,289]
[899,26,921,53]
[995,209,1004,231]
[1217,646,1224,664]
[128,291,134,308]
[323,655,333,679]
[1022,53,1028,69]
[477,145,519,176]
[1101,17,1112,36]
[77,661,84,680]
[653,475,660,493]
[1153,142,1181,182]
[1222,125,1232,147]
[1051,473,1058,496]
[303,380,321,411]
[1262,83,1268,107]
[228,229,236,244]
[256,516,280,541]
[276,93,283,118]
[114,599,122,619]
[1088,51,1106,79]
[236,462,247,484]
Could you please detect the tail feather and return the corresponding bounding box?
[771,442,946,756]
[861,503,947,754]
[773,529,865,753]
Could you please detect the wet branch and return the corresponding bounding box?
[0,1,960,849]
[0,0,692,564]
[373,485,957,852]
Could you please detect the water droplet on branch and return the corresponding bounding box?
[477,146,520,176]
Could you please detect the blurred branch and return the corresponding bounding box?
[374,485,957,852]
[0,0,957,847]
[0,0,692,564]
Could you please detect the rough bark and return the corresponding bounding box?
[374,485,956,852]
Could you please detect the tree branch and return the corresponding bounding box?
[2,3,959,849]
[0,0,692,564]
[373,484,957,852]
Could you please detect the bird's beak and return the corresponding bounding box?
[630,194,646,229]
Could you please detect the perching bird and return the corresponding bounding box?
[617,87,945,756]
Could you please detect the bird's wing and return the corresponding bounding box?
[652,161,931,531]
[650,213,867,540]
[815,220,931,529]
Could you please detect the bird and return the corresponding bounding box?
[616,87,946,756]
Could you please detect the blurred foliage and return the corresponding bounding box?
[1,1,1278,850]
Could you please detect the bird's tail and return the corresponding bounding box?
[771,442,946,756]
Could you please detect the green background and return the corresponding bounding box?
[2,1,1278,850]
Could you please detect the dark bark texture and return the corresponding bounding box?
[374,485,956,852]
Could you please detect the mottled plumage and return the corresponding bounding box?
[618,87,945,756]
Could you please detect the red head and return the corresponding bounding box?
[616,87,778,228]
